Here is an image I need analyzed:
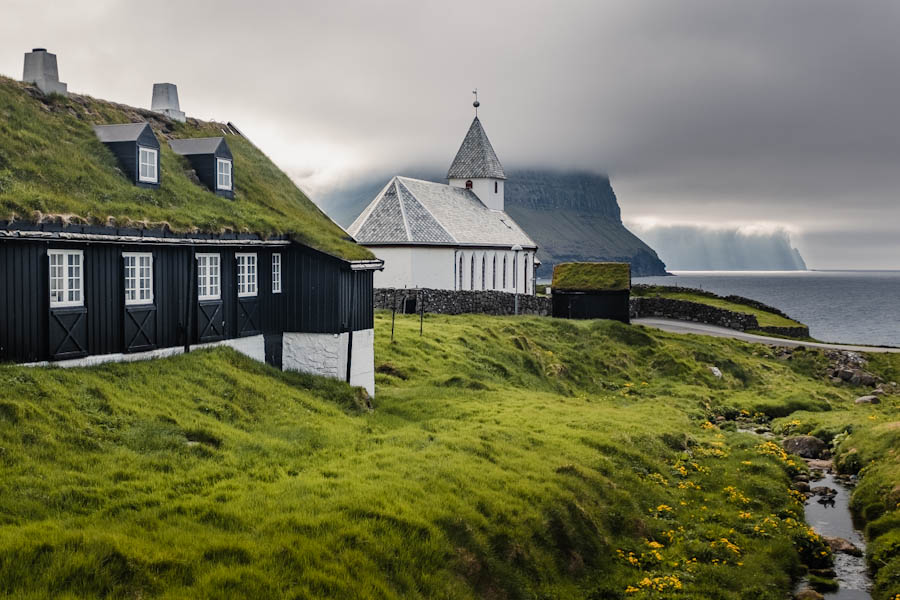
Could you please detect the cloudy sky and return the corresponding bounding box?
[1,0,897,269]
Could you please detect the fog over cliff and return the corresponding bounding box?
[628,224,807,271]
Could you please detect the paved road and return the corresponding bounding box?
[633,318,900,354]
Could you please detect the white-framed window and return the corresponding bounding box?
[138,147,158,183]
[123,252,153,305]
[217,159,233,190]
[197,253,221,301]
[272,253,282,294]
[236,253,257,297]
[48,249,84,308]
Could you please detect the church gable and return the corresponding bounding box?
[353,182,410,242]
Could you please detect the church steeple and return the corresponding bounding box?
[447,96,507,210]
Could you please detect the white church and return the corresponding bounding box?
[349,100,538,294]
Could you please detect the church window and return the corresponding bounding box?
[470,255,475,290]
[503,255,507,289]
[459,255,464,290]
[494,181,498,193]
[492,254,497,289]
[465,180,473,189]
[481,255,486,289]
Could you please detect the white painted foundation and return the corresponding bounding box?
[282,329,375,397]
[22,335,266,369]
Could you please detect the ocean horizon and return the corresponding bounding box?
[633,269,900,347]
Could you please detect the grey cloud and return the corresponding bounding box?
[0,0,898,268]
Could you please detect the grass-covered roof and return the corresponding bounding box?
[551,261,631,291]
[0,76,373,261]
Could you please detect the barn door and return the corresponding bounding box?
[196,253,225,343]
[47,249,88,360]
[123,252,157,353]
[236,253,261,337]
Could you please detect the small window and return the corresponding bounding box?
[236,253,258,298]
[492,254,497,289]
[470,255,475,291]
[458,255,463,290]
[272,253,282,294]
[494,181,498,193]
[138,147,158,183]
[481,255,486,289]
[502,255,507,289]
[49,249,84,308]
[197,253,221,301]
[123,252,153,305]
[465,180,473,189]
[217,159,233,190]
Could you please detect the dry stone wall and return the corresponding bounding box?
[374,288,550,316]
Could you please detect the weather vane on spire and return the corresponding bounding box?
[472,88,480,116]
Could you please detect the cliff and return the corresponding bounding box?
[502,171,667,277]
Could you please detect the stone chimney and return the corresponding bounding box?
[22,48,67,96]
[151,83,186,122]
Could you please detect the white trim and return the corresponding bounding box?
[236,252,258,298]
[48,249,84,308]
[272,253,282,294]
[123,251,154,306]
[196,253,221,301]
[138,147,158,183]
[216,158,233,191]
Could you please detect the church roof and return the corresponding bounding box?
[348,177,535,249]
[446,117,507,180]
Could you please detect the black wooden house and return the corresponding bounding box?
[550,262,631,323]
[0,74,380,394]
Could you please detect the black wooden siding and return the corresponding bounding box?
[551,290,631,324]
[0,239,373,364]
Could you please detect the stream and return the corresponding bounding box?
[802,466,872,599]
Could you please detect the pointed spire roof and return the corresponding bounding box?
[446,117,507,180]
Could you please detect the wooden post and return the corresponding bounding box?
[419,290,424,337]
[184,248,195,353]
[391,289,396,342]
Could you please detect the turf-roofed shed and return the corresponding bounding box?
[551,262,631,323]
[0,72,380,395]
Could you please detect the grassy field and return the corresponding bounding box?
[0,313,896,598]
[632,286,804,329]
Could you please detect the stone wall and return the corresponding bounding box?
[630,297,757,330]
[374,288,550,316]
[629,297,810,338]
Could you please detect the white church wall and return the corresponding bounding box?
[411,247,456,290]
[448,178,504,211]
[370,247,413,288]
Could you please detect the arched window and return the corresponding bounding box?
[523,254,529,293]
[513,254,517,291]
[470,255,475,290]
[492,254,497,289]
[502,255,507,289]
[481,255,486,289]
[494,181,498,193]
[465,180,473,189]
[459,255,464,290]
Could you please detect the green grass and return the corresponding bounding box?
[632,286,804,329]
[551,261,631,291]
[0,76,371,261]
[1,313,896,598]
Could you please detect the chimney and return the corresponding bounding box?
[151,83,186,122]
[22,48,67,96]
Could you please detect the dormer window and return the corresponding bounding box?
[138,147,158,183]
[465,180,473,189]
[217,159,233,191]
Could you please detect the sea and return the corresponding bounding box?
[631,271,900,348]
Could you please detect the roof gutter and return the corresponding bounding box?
[348,259,385,271]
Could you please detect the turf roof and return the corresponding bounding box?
[0,76,373,261]
[551,261,631,292]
